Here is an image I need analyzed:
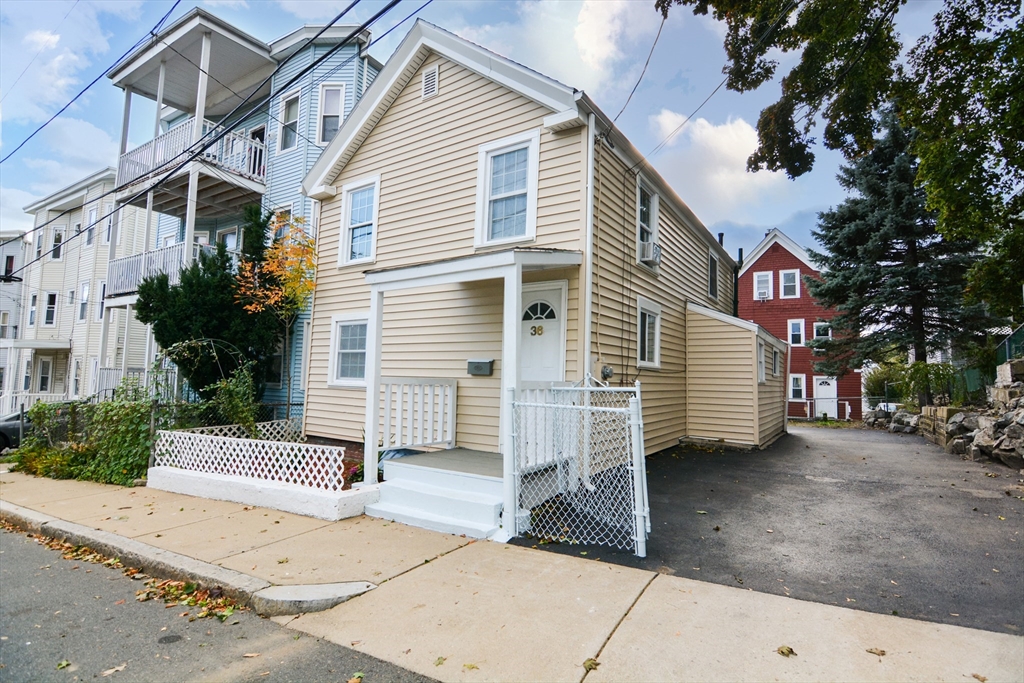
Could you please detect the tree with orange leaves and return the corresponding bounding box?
[236,212,316,411]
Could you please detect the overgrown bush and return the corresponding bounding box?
[205,363,259,438]
[863,364,906,407]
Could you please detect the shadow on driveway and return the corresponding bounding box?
[511,426,1024,635]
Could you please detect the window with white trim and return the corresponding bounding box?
[4,255,14,277]
[22,359,31,391]
[708,250,719,299]
[757,340,766,383]
[43,292,57,326]
[754,271,772,300]
[637,296,662,369]
[780,269,799,298]
[28,294,37,327]
[35,233,43,259]
[217,227,239,251]
[421,64,439,99]
[78,282,89,322]
[50,228,64,260]
[636,180,659,267]
[273,205,293,241]
[328,314,369,386]
[67,289,75,306]
[95,281,106,322]
[267,337,284,388]
[475,130,540,247]
[788,319,805,346]
[86,208,97,246]
[317,84,344,145]
[772,348,781,376]
[37,357,52,393]
[790,374,805,400]
[72,359,82,398]
[278,92,300,152]
[813,322,832,339]
[339,177,379,265]
[0,311,8,339]
[102,202,114,244]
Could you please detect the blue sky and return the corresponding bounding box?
[0,0,938,258]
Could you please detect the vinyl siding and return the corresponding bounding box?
[305,53,584,449]
[685,309,756,446]
[591,141,735,453]
[758,333,787,444]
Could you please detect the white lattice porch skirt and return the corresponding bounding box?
[147,466,381,521]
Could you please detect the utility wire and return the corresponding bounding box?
[0,0,81,104]
[4,0,401,280]
[613,16,665,123]
[0,0,182,165]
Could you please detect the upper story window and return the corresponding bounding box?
[813,322,832,339]
[86,208,96,246]
[35,233,43,260]
[318,84,344,145]
[780,269,800,298]
[474,130,540,247]
[637,180,661,267]
[338,176,380,266]
[0,311,9,339]
[78,282,89,322]
[754,271,773,300]
[279,92,300,152]
[28,294,37,327]
[788,319,805,346]
[273,205,293,241]
[95,281,106,322]
[637,296,662,370]
[50,228,64,261]
[102,203,114,244]
[5,255,14,276]
[708,250,719,299]
[217,227,239,252]
[44,292,57,326]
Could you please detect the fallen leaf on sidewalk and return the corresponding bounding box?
[776,646,796,658]
[56,660,70,670]
[767,529,774,533]
[434,657,446,666]
[972,674,988,682]
[114,600,125,605]
[463,663,479,670]
[583,658,600,671]
[277,558,289,564]
[866,648,886,657]
[347,673,365,683]
[696,510,707,515]
[713,525,721,531]
[101,663,126,676]
[243,653,261,658]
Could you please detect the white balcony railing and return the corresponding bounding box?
[117,117,267,188]
[0,391,68,415]
[381,377,457,451]
[95,366,178,402]
[107,242,187,298]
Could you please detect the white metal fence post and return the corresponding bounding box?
[634,381,650,535]
[629,395,647,558]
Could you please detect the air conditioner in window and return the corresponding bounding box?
[757,290,769,301]
[639,240,662,265]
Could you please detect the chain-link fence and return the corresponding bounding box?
[513,381,649,557]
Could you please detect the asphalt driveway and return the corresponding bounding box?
[513,426,1024,635]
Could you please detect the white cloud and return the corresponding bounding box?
[275,0,350,21]
[23,30,60,51]
[20,118,117,193]
[0,186,40,235]
[204,0,250,8]
[649,111,787,225]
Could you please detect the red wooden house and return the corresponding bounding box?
[737,229,862,420]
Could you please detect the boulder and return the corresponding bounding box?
[904,425,917,434]
[973,427,998,454]
[945,437,967,455]
[962,414,980,431]
[1005,423,1024,441]
[977,415,996,432]
[946,412,967,434]
[968,443,989,461]
[909,414,920,428]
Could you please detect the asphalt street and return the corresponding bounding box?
[0,527,433,683]
[513,425,1024,635]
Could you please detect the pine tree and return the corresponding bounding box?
[807,111,996,379]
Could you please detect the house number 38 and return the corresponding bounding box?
[530,325,544,336]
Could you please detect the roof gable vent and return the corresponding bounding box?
[422,64,439,100]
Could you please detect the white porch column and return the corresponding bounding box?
[97,307,112,373]
[363,287,384,485]
[119,87,133,156]
[153,60,166,139]
[184,32,212,261]
[498,262,522,538]
[120,304,132,374]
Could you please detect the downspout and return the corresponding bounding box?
[583,112,596,378]
[733,247,743,317]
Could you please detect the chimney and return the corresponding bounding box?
[718,232,724,246]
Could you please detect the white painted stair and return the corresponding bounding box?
[364,456,503,539]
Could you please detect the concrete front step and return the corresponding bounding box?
[383,460,503,498]
[375,479,502,525]
[364,499,499,539]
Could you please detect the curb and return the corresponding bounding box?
[0,499,373,615]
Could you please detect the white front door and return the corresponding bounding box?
[520,284,566,385]
[814,376,838,419]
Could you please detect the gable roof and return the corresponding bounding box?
[738,228,820,277]
[302,19,736,267]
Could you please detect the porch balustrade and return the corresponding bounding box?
[116,117,266,188]
[381,378,457,451]
[0,391,69,415]
[95,366,178,402]
[107,242,187,298]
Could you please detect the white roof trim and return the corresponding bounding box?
[1,339,72,350]
[24,167,116,213]
[687,301,759,333]
[303,20,577,194]
[366,249,581,292]
[738,228,819,277]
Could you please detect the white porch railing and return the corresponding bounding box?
[0,391,68,415]
[380,377,457,450]
[94,367,178,402]
[107,242,187,298]
[117,117,267,188]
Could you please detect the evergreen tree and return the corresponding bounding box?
[807,111,996,378]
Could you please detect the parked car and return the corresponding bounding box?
[0,411,28,451]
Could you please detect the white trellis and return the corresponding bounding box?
[182,418,303,443]
[153,430,346,491]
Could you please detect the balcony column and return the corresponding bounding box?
[97,307,112,374]
[143,60,166,254]
[120,304,131,374]
[119,87,133,155]
[183,31,212,260]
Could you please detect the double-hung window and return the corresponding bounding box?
[3,255,13,277]
[44,292,57,326]
[813,322,832,340]
[50,228,64,260]
[708,251,719,299]
[273,206,293,241]
[790,374,805,400]
[328,314,369,386]
[788,319,805,346]
[339,177,379,265]
[95,281,106,322]
[35,234,43,259]
[267,338,284,388]
[28,295,37,327]
[637,296,662,370]
[317,84,344,145]
[78,282,89,322]
[754,271,772,300]
[0,311,8,339]
[86,208,96,246]
[38,358,52,393]
[475,130,539,247]
[279,92,300,152]
[102,203,114,244]
[772,348,781,376]
[757,340,766,383]
[780,269,799,298]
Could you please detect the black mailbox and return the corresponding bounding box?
[467,359,494,376]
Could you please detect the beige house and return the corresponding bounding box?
[301,21,786,538]
[2,169,151,413]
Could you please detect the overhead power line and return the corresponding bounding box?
[0,0,81,105]
[613,16,666,124]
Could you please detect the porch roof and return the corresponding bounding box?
[364,248,582,292]
[0,339,71,351]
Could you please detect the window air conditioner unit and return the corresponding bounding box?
[757,290,769,301]
[639,240,662,265]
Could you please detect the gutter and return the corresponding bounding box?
[583,112,596,377]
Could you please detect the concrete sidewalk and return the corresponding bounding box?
[2,469,1022,682]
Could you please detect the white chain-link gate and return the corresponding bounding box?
[512,378,650,556]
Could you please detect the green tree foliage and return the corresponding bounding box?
[655,0,1022,313]
[806,112,995,376]
[135,240,279,400]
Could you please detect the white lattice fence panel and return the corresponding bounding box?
[183,419,303,442]
[154,430,346,491]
